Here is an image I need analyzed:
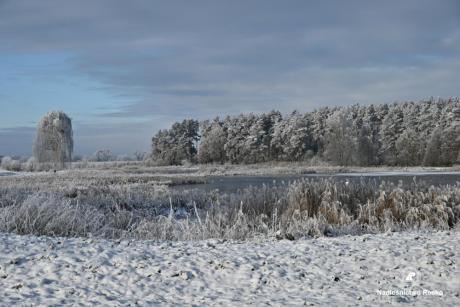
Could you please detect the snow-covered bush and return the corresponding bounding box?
[24,157,39,172]
[1,156,21,171]
[88,149,115,162]
[1,156,12,169]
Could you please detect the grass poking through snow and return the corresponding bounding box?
[0,171,459,240]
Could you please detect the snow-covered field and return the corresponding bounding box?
[0,231,458,306]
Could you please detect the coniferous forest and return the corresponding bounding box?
[151,98,460,166]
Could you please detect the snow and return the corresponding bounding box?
[0,231,458,305]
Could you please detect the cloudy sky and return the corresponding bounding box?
[1,0,459,155]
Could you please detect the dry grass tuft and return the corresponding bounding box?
[0,172,459,241]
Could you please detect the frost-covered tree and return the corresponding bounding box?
[439,105,460,165]
[199,112,281,164]
[133,151,147,161]
[198,118,227,163]
[395,129,423,166]
[323,108,356,165]
[33,111,73,169]
[152,98,459,166]
[271,111,313,161]
[264,110,283,159]
[310,107,334,155]
[1,156,21,171]
[243,115,272,163]
[355,124,375,166]
[223,115,252,163]
[379,104,404,165]
[151,119,200,165]
[90,149,115,162]
[423,127,443,166]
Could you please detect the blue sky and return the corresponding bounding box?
[1,0,459,155]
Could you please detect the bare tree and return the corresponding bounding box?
[133,151,147,161]
[33,111,73,169]
[90,149,115,162]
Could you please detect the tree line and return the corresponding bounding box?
[150,98,460,166]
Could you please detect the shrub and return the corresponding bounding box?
[0,173,458,241]
[1,156,21,171]
[23,157,38,172]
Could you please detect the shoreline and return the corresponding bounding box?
[2,164,459,180]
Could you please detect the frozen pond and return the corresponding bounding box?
[177,171,460,192]
[0,170,15,177]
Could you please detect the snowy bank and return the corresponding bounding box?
[0,231,458,306]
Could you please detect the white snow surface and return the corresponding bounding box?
[0,231,458,306]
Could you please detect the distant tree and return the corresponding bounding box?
[243,115,271,163]
[24,157,38,172]
[198,118,227,163]
[151,119,200,165]
[355,124,374,166]
[264,110,283,160]
[90,149,115,162]
[310,107,334,156]
[395,129,423,166]
[151,98,459,166]
[439,105,460,165]
[379,104,404,165]
[33,111,73,169]
[133,151,147,161]
[323,108,356,165]
[1,156,21,171]
[223,115,250,163]
[423,128,443,166]
[271,111,312,161]
[353,105,381,165]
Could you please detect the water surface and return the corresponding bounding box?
[176,171,460,192]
